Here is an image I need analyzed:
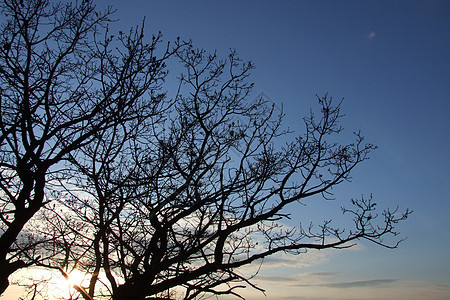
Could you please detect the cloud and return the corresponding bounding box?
[307,271,343,278]
[252,240,367,269]
[296,279,397,288]
[435,283,450,289]
[255,271,342,285]
[256,276,297,283]
[254,249,334,269]
[277,297,324,300]
[236,280,450,300]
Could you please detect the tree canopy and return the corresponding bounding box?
[0,0,410,299]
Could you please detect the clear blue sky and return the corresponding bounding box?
[6,1,450,299]
[101,0,450,299]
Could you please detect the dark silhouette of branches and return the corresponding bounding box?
[0,0,186,294]
[40,46,410,299]
[0,0,410,299]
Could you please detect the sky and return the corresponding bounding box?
[3,0,450,299]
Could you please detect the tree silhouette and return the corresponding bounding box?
[0,0,410,299]
[0,0,185,294]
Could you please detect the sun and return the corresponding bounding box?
[4,266,92,299]
[66,269,86,288]
[58,266,92,299]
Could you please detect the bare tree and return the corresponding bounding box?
[41,46,410,300]
[0,0,410,299]
[0,0,182,294]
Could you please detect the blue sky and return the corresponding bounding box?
[4,0,450,299]
[91,0,450,299]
